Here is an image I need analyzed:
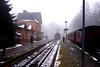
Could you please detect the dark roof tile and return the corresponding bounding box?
[16,10,41,22]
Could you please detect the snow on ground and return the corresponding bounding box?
[90,56,98,62]
[74,42,99,62]
[33,41,38,42]
[0,44,22,51]
[54,40,61,67]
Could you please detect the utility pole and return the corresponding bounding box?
[82,0,85,67]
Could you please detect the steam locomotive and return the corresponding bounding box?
[55,32,61,40]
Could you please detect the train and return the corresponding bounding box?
[55,32,61,40]
[68,25,100,53]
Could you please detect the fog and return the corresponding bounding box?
[67,0,100,33]
[9,0,100,38]
[8,0,83,38]
[41,22,64,39]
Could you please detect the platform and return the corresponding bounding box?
[0,40,50,62]
[55,40,100,67]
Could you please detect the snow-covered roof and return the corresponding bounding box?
[20,19,34,22]
[27,25,32,30]
[18,24,25,28]
[34,19,39,23]
[16,32,21,35]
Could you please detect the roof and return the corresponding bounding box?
[27,25,32,30]
[15,23,26,28]
[16,10,41,23]
[16,32,21,35]
[15,23,33,30]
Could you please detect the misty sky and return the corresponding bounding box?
[9,0,83,24]
[9,0,96,38]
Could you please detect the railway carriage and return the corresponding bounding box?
[68,25,100,53]
[68,32,75,42]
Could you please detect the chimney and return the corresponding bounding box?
[23,10,28,13]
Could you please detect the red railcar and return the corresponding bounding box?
[68,26,100,52]
[75,30,82,43]
[68,32,74,41]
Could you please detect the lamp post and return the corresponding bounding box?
[64,21,68,43]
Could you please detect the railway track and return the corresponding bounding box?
[74,43,100,63]
[0,40,60,67]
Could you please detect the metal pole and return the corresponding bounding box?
[82,0,85,67]
[65,21,67,43]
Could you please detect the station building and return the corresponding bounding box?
[15,10,42,43]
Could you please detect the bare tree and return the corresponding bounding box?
[68,1,92,32]
[85,1,93,26]
[91,1,100,24]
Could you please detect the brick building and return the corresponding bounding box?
[15,10,42,42]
